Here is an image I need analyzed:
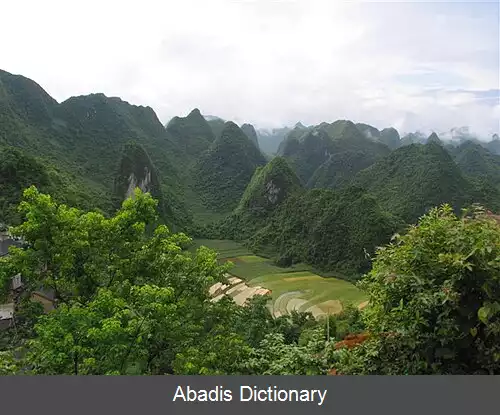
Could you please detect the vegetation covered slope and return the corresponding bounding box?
[113,141,177,228]
[307,150,380,189]
[166,108,215,157]
[0,70,62,154]
[193,121,267,212]
[379,128,401,149]
[53,93,183,190]
[235,157,302,217]
[451,141,500,183]
[206,116,226,140]
[0,146,103,225]
[241,123,259,148]
[0,69,188,227]
[248,186,400,277]
[218,157,303,239]
[0,147,53,224]
[485,135,500,155]
[449,140,500,211]
[0,69,57,127]
[279,120,390,185]
[352,142,476,223]
[276,123,310,157]
[426,132,443,146]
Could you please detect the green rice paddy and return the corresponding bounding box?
[193,239,367,317]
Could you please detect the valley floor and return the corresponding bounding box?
[193,239,367,318]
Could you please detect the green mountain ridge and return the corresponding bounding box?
[193,121,267,212]
[206,117,226,140]
[1,67,499,280]
[0,69,190,227]
[241,123,259,148]
[215,157,304,240]
[248,186,400,275]
[426,132,443,146]
[235,157,302,217]
[166,108,215,157]
[352,142,477,223]
[307,150,380,189]
[379,127,401,149]
[278,120,390,185]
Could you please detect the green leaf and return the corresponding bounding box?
[478,306,490,324]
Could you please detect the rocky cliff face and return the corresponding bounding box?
[234,156,303,218]
[125,167,153,199]
[114,141,165,212]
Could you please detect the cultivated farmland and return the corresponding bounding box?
[194,239,367,318]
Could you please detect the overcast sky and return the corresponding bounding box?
[1,0,499,137]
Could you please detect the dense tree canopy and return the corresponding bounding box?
[0,187,324,375]
[1,68,500,377]
[193,122,267,212]
[1,189,500,375]
[333,205,500,374]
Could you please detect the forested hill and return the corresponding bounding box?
[1,67,499,272]
[351,142,476,223]
[278,120,390,185]
[210,136,500,279]
[241,123,260,148]
[166,108,215,157]
[2,68,500,376]
[0,69,188,226]
[193,121,267,212]
[216,157,304,240]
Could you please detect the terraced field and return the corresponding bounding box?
[193,239,367,318]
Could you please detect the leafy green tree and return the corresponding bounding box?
[324,303,365,342]
[334,205,500,374]
[0,351,18,375]
[0,187,232,374]
[27,285,178,375]
[245,329,327,375]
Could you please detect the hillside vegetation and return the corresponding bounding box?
[248,187,400,277]
[352,142,477,223]
[166,108,215,157]
[279,120,390,185]
[1,68,500,376]
[0,70,189,227]
[241,123,259,148]
[2,189,499,375]
[193,121,267,212]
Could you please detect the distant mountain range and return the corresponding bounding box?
[1,67,499,278]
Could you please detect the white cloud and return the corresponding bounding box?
[0,0,498,136]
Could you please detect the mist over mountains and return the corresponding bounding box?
[1,67,499,274]
[1,65,500,376]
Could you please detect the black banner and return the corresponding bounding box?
[0,376,498,415]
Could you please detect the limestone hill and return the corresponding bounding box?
[241,123,259,148]
[352,142,476,223]
[193,121,267,212]
[279,120,390,185]
[166,108,215,157]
